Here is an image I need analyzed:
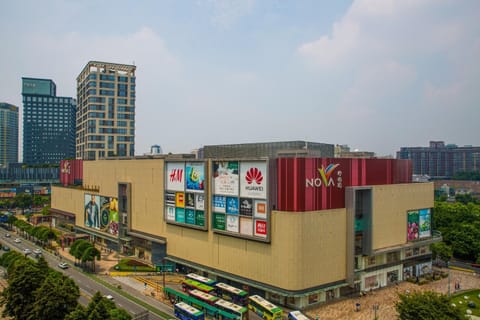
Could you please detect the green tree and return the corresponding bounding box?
[82,246,101,272]
[396,291,466,320]
[14,193,33,214]
[109,308,132,320]
[1,258,47,320]
[430,242,453,264]
[65,305,87,320]
[29,272,80,320]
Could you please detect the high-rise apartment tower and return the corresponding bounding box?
[22,78,76,165]
[76,61,136,160]
[0,103,19,167]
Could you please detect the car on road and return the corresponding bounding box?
[104,294,114,300]
[14,238,21,243]
[23,248,31,255]
[58,262,69,269]
[5,233,10,238]
[2,246,10,251]
[33,248,42,255]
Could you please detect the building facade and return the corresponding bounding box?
[0,103,19,167]
[51,155,439,310]
[201,141,334,159]
[397,141,480,178]
[22,78,76,165]
[76,61,136,160]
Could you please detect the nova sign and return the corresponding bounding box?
[306,164,343,188]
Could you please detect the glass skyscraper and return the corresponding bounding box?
[0,103,19,167]
[22,78,76,165]
[76,61,136,160]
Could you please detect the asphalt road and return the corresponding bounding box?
[0,227,169,320]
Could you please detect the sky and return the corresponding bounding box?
[1,0,479,158]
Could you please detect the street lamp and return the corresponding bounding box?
[373,304,379,319]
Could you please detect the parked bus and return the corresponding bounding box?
[186,273,217,286]
[188,289,220,306]
[174,302,205,320]
[165,287,238,320]
[248,295,283,320]
[215,282,248,306]
[288,310,310,320]
[182,279,216,294]
[215,298,248,320]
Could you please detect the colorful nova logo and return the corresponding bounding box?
[306,163,342,188]
[61,161,71,174]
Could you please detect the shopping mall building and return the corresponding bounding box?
[51,154,440,309]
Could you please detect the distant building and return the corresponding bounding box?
[335,144,375,158]
[0,103,19,167]
[397,141,480,178]
[201,141,334,159]
[76,61,136,160]
[150,145,163,155]
[22,78,76,165]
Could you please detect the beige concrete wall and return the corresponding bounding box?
[52,159,348,291]
[371,182,434,251]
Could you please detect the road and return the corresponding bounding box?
[0,227,170,320]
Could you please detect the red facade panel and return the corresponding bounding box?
[276,158,412,211]
[59,159,83,186]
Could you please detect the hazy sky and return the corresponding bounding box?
[1,0,479,158]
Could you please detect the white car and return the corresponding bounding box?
[33,248,42,255]
[58,262,69,269]
[14,238,21,243]
[104,294,114,300]
[23,248,31,255]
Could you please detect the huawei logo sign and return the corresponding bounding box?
[245,167,263,185]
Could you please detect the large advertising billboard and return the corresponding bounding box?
[212,160,269,242]
[407,208,431,241]
[84,194,119,236]
[165,161,207,230]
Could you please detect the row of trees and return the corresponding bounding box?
[0,251,131,320]
[70,239,101,272]
[13,218,58,247]
[0,193,50,212]
[433,201,480,263]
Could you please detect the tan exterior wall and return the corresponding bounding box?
[371,182,434,251]
[52,159,347,291]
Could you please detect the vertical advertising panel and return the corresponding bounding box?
[211,159,269,242]
[84,194,119,236]
[418,208,431,238]
[407,210,419,241]
[213,161,239,196]
[165,161,207,230]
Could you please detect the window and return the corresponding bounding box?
[368,256,376,266]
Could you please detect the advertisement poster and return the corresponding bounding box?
[186,209,196,225]
[176,208,185,223]
[239,198,253,216]
[185,193,195,208]
[166,206,175,221]
[165,192,176,206]
[212,195,226,213]
[195,194,205,210]
[419,209,431,238]
[186,162,205,192]
[84,194,101,229]
[254,200,267,218]
[226,215,239,232]
[196,211,205,226]
[175,192,185,208]
[254,220,267,238]
[407,210,419,241]
[226,197,239,214]
[240,217,253,236]
[213,161,239,196]
[240,161,267,198]
[99,196,119,236]
[213,213,226,230]
[166,162,185,191]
